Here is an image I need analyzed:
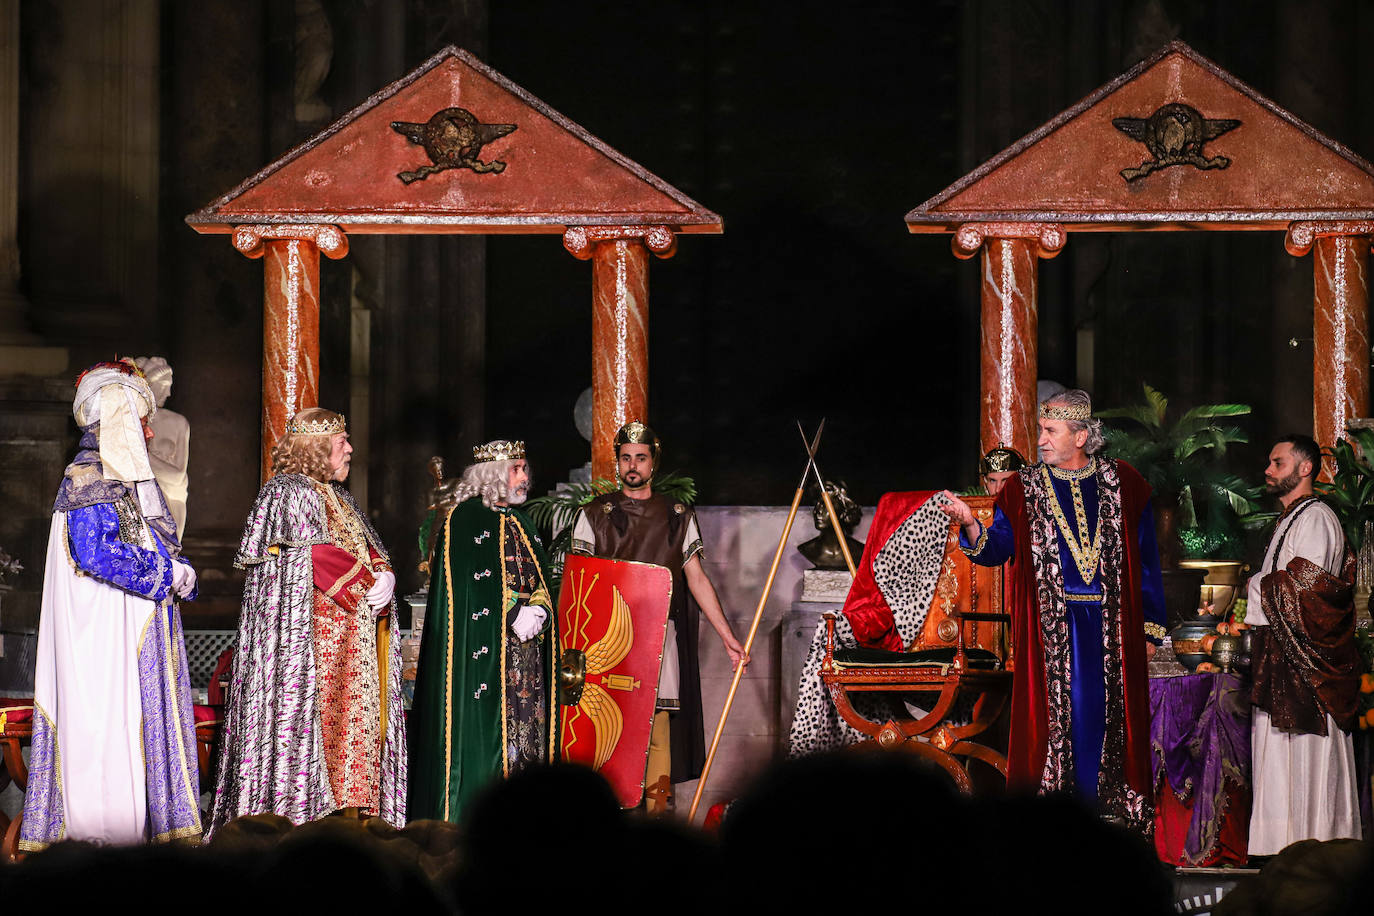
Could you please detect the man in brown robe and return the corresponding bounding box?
[570,421,746,811]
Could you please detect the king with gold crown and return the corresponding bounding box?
[939,390,1167,835]
[408,439,559,822]
[209,408,407,836]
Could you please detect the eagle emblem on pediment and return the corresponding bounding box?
[390,107,517,185]
[1111,102,1240,182]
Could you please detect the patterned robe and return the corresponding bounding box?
[408,497,558,822]
[20,434,201,849]
[207,474,406,837]
[961,458,1164,832]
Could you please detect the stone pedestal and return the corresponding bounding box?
[780,568,853,737]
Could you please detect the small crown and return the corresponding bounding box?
[1039,401,1091,422]
[287,414,347,436]
[473,439,525,463]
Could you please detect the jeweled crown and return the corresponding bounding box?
[287,414,346,436]
[473,439,525,463]
[1039,401,1091,422]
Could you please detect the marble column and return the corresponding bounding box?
[952,223,1066,463]
[1285,222,1373,470]
[564,226,678,481]
[233,225,349,480]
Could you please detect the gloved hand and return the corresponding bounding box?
[511,604,547,642]
[366,569,396,612]
[171,560,197,599]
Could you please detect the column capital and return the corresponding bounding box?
[1283,220,1374,257]
[232,224,349,260]
[951,222,1066,261]
[563,225,678,261]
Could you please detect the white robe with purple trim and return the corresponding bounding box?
[20,463,201,850]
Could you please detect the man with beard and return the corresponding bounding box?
[570,421,747,811]
[210,408,406,836]
[939,390,1165,832]
[1246,435,1362,853]
[409,440,558,822]
[21,359,200,849]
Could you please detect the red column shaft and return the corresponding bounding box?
[980,238,1039,463]
[1313,235,1371,465]
[261,238,322,481]
[590,239,649,482]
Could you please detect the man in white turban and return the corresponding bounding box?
[19,359,202,850]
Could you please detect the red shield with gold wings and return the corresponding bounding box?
[557,554,672,807]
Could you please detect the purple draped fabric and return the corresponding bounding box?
[1149,673,1251,864]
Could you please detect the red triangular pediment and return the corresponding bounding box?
[907,42,1374,232]
[187,47,721,234]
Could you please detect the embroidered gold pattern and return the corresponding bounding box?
[1042,461,1102,584]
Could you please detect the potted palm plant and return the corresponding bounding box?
[1320,427,1374,600]
[1097,384,1260,626]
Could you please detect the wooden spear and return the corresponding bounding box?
[797,420,858,577]
[686,421,825,823]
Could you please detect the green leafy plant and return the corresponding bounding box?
[1317,428,1374,555]
[523,471,697,575]
[1097,384,1258,562]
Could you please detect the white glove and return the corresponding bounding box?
[511,604,547,642]
[171,560,197,599]
[366,569,396,612]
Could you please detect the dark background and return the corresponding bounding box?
[5,0,1372,623]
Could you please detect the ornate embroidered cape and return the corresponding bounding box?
[408,497,558,822]
[207,474,406,837]
[21,436,201,849]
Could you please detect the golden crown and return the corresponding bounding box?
[1039,401,1091,422]
[473,439,525,463]
[287,413,346,436]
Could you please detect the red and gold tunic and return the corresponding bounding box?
[309,480,391,814]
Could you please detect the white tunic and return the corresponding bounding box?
[1245,498,1361,854]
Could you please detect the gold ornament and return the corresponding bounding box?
[614,420,660,459]
[1039,401,1091,422]
[287,413,346,436]
[1042,460,1103,584]
[980,442,1027,475]
[473,439,526,463]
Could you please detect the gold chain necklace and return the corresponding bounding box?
[1042,460,1102,583]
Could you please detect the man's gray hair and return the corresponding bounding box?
[451,458,521,509]
[1045,388,1106,456]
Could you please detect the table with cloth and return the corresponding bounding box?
[1149,672,1251,866]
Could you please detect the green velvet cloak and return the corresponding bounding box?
[407,497,559,822]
